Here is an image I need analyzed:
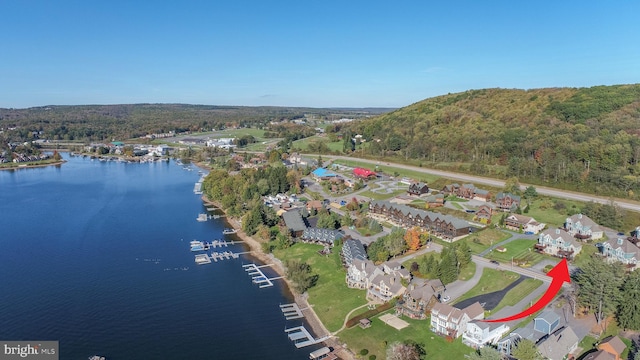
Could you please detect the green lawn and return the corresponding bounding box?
[272,243,367,332]
[359,189,408,200]
[489,278,544,315]
[338,312,474,360]
[465,228,512,254]
[333,159,440,184]
[454,268,521,305]
[356,226,382,237]
[524,197,583,227]
[485,239,545,266]
[572,244,599,268]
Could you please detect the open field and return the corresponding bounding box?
[338,312,474,360]
[359,189,408,200]
[272,243,367,332]
[465,228,512,254]
[485,239,545,266]
[333,159,440,184]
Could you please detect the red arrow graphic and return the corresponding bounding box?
[482,258,570,323]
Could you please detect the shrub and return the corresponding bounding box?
[360,349,369,356]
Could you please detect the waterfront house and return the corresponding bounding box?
[396,278,444,319]
[599,237,640,269]
[504,214,545,234]
[536,228,582,260]
[282,210,308,237]
[565,213,604,240]
[597,336,626,360]
[430,302,484,338]
[407,182,429,196]
[495,192,521,212]
[300,228,343,247]
[341,239,367,267]
[462,321,510,349]
[345,259,409,303]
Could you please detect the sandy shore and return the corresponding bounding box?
[201,196,354,360]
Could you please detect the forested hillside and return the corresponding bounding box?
[0,104,384,142]
[349,85,640,199]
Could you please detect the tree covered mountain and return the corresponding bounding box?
[348,85,640,199]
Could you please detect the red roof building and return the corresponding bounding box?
[353,167,376,179]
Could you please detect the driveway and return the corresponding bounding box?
[454,276,528,311]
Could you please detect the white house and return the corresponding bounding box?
[537,228,582,259]
[345,259,408,303]
[462,321,510,349]
[565,213,603,240]
[430,302,484,338]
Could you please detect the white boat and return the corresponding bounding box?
[196,213,208,222]
[222,228,238,234]
[89,356,106,360]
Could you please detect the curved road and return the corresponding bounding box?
[313,154,640,213]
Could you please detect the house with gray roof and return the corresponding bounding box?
[342,239,366,267]
[599,237,640,269]
[397,278,445,320]
[565,213,604,240]
[368,200,472,241]
[430,302,485,339]
[495,192,521,212]
[537,228,582,260]
[282,210,308,237]
[345,259,409,303]
[537,326,579,360]
[300,227,343,247]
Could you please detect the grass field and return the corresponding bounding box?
[332,159,440,184]
[272,243,367,332]
[453,268,521,305]
[359,189,408,200]
[524,197,583,227]
[485,239,545,266]
[465,228,512,254]
[338,313,474,360]
[489,278,544,314]
[572,244,599,268]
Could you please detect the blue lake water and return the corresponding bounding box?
[0,156,319,359]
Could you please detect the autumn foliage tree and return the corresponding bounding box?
[404,227,422,251]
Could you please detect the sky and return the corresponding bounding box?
[2,1,640,109]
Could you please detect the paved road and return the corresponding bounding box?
[314,154,640,213]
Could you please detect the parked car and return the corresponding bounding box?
[490,260,499,265]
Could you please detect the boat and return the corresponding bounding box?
[190,240,205,252]
[196,213,208,222]
[222,228,238,235]
[89,356,106,360]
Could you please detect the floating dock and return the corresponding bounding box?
[243,263,282,288]
[280,303,304,320]
[196,213,208,222]
[284,326,330,348]
[194,254,211,265]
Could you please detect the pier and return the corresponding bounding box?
[194,254,211,265]
[284,326,330,348]
[279,303,305,320]
[242,263,283,288]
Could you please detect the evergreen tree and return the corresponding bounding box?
[438,249,458,284]
[617,269,640,330]
[574,256,624,325]
[467,346,502,360]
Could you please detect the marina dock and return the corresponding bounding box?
[284,326,330,348]
[242,263,282,288]
[279,303,304,320]
[190,240,244,252]
[194,254,211,265]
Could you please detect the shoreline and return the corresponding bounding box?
[0,160,66,171]
[201,195,354,359]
